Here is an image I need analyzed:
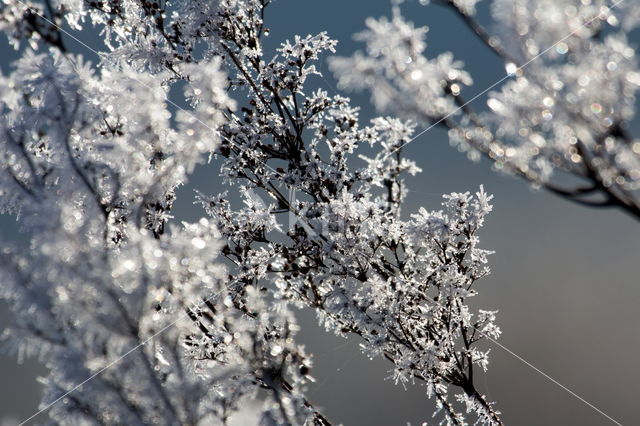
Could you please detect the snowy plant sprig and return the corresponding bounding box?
[331,0,640,220]
[0,1,330,424]
[192,3,503,422]
[1,0,501,424]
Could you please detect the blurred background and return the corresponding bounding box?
[1,1,639,425]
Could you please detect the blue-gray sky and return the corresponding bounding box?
[1,1,639,425]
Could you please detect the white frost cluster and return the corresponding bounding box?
[333,0,640,216]
[1,0,501,425]
[330,8,473,121]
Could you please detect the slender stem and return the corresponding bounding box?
[445,93,640,221]
[442,0,518,65]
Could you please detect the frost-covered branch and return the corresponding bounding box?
[331,0,640,220]
[1,0,502,424]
